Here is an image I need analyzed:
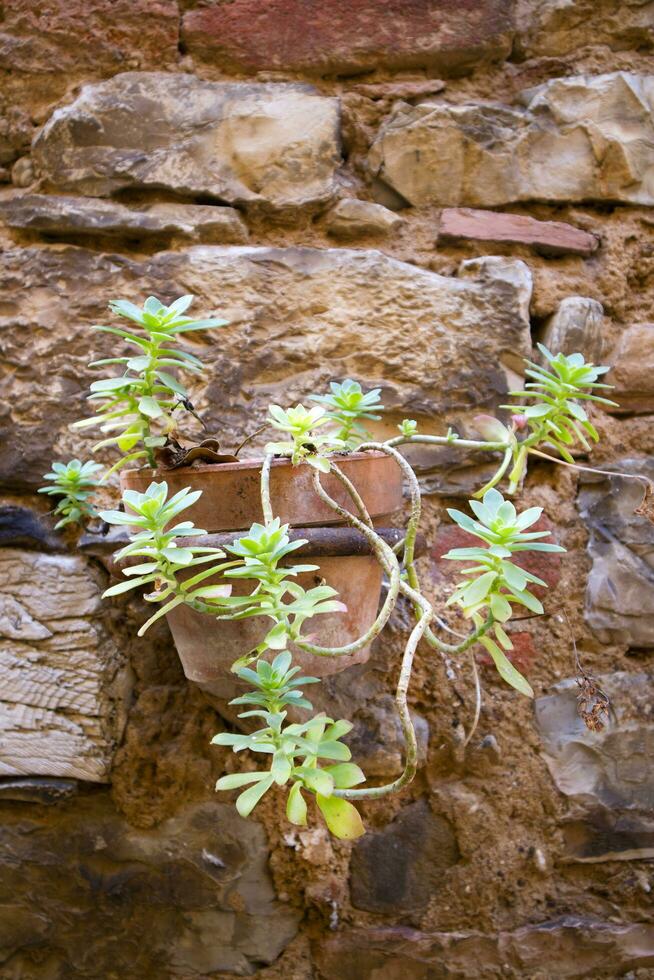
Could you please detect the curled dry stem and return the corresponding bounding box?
[463,650,482,748]
[260,453,275,524]
[358,442,492,658]
[305,448,495,797]
[293,467,401,659]
[307,463,431,798]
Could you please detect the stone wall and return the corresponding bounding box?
[1,2,654,977]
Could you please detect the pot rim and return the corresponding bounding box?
[121,449,388,479]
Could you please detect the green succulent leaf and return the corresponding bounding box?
[235,774,276,817]
[478,636,534,698]
[316,794,365,840]
[286,782,308,826]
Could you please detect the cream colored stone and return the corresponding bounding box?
[0,549,128,781]
[32,73,341,214]
[541,296,605,362]
[369,73,654,207]
[607,322,654,412]
[325,198,403,238]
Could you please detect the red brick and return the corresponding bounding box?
[0,0,179,76]
[439,208,600,257]
[182,0,513,77]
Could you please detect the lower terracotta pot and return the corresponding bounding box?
[164,527,406,719]
[120,451,403,532]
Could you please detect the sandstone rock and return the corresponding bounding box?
[0,795,299,976]
[325,198,403,239]
[606,323,654,413]
[0,1,179,78]
[314,918,654,979]
[0,245,532,491]
[0,194,249,243]
[10,157,34,188]
[0,549,127,782]
[369,73,654,208]
[535,671,654,861]
[351,80,447,103]
[516,0,654,59]
[182,0,513,77]
[457,255,533,330]
[32,73,341,215]
[541,296,605,362]
[439,207,599,256]
[578,459,654,645]
[0,104,33,169]
[349,800,458,915]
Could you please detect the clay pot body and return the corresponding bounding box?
[120,451,402,532]
[120,454,404,711]
[166,530,393,711]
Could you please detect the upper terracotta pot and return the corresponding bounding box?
[120,451,403,532]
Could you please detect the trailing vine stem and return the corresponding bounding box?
[463,650,482,748]
[307,461,492,800]
[260,452,275,524]
[292,468,402,659]
[386,434,508,452]
[357,440,493,657]
[306,464,429,798]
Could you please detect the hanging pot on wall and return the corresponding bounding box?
[119,453,407,720]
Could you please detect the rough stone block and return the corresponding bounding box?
[439,207,599,256]
[541,296,605,362]
[32,73,341,215]
[349,800,458,914]
[0,0,179,77]
[578,459,654,645]
[0,796,299,976]
[0,549,127,782]
[325,198,403,239]
[314,919,654,979]
[535,671,654,861]
[607,323,654,413]
[515,0,654,59]
[0,195,249,243]
[369,73,654,207]
[182,0,513,77]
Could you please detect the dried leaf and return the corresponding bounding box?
[155,436,238,469]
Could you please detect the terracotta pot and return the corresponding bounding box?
[164,527,407,717]
[120,451,402,533]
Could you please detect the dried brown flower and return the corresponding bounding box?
[576,673,610,732]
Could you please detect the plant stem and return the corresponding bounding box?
[261,453,274,524]
[386,434,508,451]
[358,441,493,657]
[463,650,482,748]
[295,467,401,658]
[305,464,431,799]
